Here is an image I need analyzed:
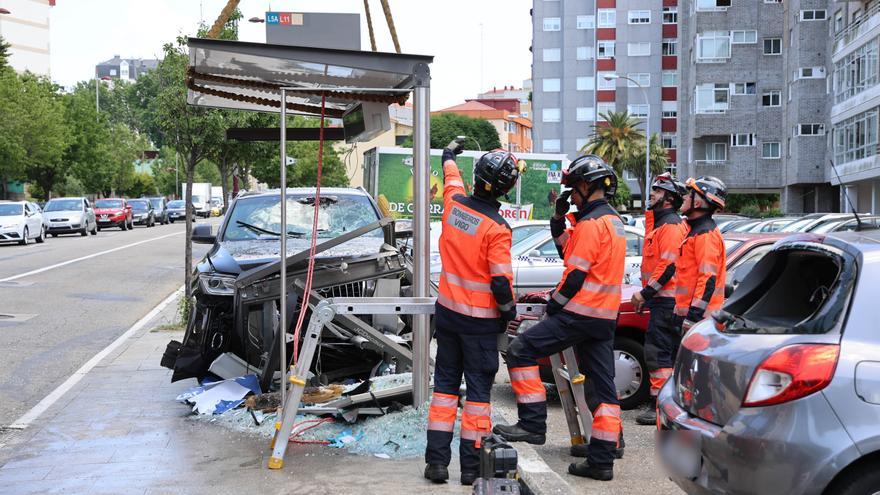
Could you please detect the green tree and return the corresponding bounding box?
[124,172,156,197]
[0,70,26,199]
[63,82,115,195]
[0,36,10,70]
[401,113,502,151]
[582,111,645,173]
[20,75,70,200]
[621,133,669,206]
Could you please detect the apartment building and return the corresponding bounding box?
[531,0,680,200]
[828,0,880,213]
[95,55,159,81]
[432,100,533,153]
[0,0,54,76]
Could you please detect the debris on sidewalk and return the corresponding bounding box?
[176,375,261,415]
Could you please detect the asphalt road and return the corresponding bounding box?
[0,217,217,427]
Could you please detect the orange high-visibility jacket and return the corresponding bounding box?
[435,158,515,334]
[674,215,726,322]
[640,208,687,301]
[549,200,626,321]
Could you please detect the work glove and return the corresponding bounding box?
[554,190,572,218]
[546,297,563,316]
[442,137,467,162]
[501,308,518,323]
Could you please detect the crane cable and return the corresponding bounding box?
[379,0,401,54]
[291,92,326,363]
[364,0,378,52]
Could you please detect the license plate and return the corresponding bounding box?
[657,430,701,479]
[100,215,108,220]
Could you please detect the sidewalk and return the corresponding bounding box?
[0,297,469,495]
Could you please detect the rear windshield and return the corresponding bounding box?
[45,199,82,212]
[722,246,854,335]
[168,200,185,208]
[129,200,149,210]
[0,204,23,216]
[149,199,163,208]
[96,200,124,209]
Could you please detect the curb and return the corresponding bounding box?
[493,410,575,495]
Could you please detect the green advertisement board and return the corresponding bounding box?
[365,147,568,221]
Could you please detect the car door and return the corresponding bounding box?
[23,203,39,235]
[83,199,94,226]
[514,237,565,294]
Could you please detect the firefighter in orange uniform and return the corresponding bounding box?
[493,155,625,481]
[631,173,688,426]
[424,138,523,486]
[674,176,728,335]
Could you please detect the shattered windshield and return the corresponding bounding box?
[222,193,382,241]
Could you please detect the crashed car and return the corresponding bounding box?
[162,187,414,392]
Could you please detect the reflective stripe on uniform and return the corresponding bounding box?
[660,251,678,262]
[563,300,619,320]
[447,179,464,188]
[582,281,621,295]
[437,293,500,318]
[649,368,674,396]
[675,286,690,296]
[674,306,689,316]
[490,263,513,276]
[442,271,491,292]
[554,231,570,246]
[568,255,592,272]
[461,401,492,443]
[591,403,622,443]
[510,366,547,404]
[656,289,676,298]
[692,299,709,310]
[699,261,718,274]
[498,300,516,312]
[427,392,459,432]
[648,279,663,291]
[552,291,570,306]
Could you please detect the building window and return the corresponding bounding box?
[543,78,561,92]
[696,0,731,12]
[800,10,827,21]
[662,71,678,87]
[834,109,879,164]
[577,15,595,29]
[798,66,826,79]
[704,143,728,162]
[662,39,678,56]
[663,7,678,24]
[576,46,595,60]
[627,73,651,87]
[763,38,782,55]
[598,9,616,27]
[542,48,561,62]
[628,42,651,56]
[542,108,561,122]
[662,101,677,118]
[597,73,616,90]
[543,17,561,31]
[576,76,595,91]
[797,123,825,136]
[731,30,758,44]
[575,138,588,152]
[628,104,649,118]
[762,142,781,159]
[576,107,595,121]
[730,134,755,147]
[834,38,880,104]
[598,41,616,59]
[695,83,730,113]
[628,10,651,24]
[835,12,844,33]
[697,31,732,61]
[597,102,616,119]
[762,90,782,106]
[662,134,678,149]
[543,139,561,153]
[732,82,757,95]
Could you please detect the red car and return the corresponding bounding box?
[504,233,787,410]
[94,198,134,231]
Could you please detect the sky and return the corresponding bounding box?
[49,0,533,110]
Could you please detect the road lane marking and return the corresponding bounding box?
[0,231,183,283]
[8,286,183,429]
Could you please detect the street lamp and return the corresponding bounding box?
[603,73,651,212]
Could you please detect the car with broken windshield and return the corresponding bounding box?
[162,188,411,393]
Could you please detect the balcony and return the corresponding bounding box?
[834,2,880,54]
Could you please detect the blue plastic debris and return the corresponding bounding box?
[177,375,261,415]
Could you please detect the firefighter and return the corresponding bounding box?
[493,155,626,481]
[630,173,688,426]
[424,138,523,486]
[674,176,728,335]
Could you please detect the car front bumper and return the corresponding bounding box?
[0,225,23,241]
[46,221,82,233]
[96,216,126,227]
[656,380,851,495]
[168,211,186,219]
[133,216,151,224]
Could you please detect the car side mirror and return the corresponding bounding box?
[725,283,735,298]
[528,250,541,258]
[192,224,216,244]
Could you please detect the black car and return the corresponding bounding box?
[128,199,156,227]
[148,197,169,225]
[162,187,411,392]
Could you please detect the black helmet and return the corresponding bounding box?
[686,176,727,210]
[474,151,523,198]
[651,172,686,209]
[562,154,617,197]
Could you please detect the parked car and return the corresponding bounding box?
[713,214,747,232]
[0,201,45,245]
[811,215,880,234]
[166,200,190,223]
[779,213,861,233]
[210,198,223,217]
[43,197,98,237]
[658,229,880,495]
[148,197,169,225]
[94,198,133,231]
[743,216,798,233]
[128,199,156,227]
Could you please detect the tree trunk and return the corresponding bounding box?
[184,151,196,299]
[220,158,230,215]
[0,174,8,200]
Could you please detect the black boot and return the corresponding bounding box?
[492,423,546,445]
[424,464,449,483]
[635,399,657,426]
[570,439,624,459]
[460,471,479,486]
[568,461,613,481]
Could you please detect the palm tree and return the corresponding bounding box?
[622,133,669,207]
[581,111,646,174]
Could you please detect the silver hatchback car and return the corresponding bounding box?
[658,229,880,495]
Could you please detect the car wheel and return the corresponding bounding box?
[826,462,880,495]
[19,227,29,245]
[80,225,88,236]
[614,336,650,411]
[36,226,45,244]
[120,222,126,231]
[97,226,102,232]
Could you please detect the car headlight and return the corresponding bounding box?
[199,274,236,296]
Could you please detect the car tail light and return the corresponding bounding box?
[742,344,839,407]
